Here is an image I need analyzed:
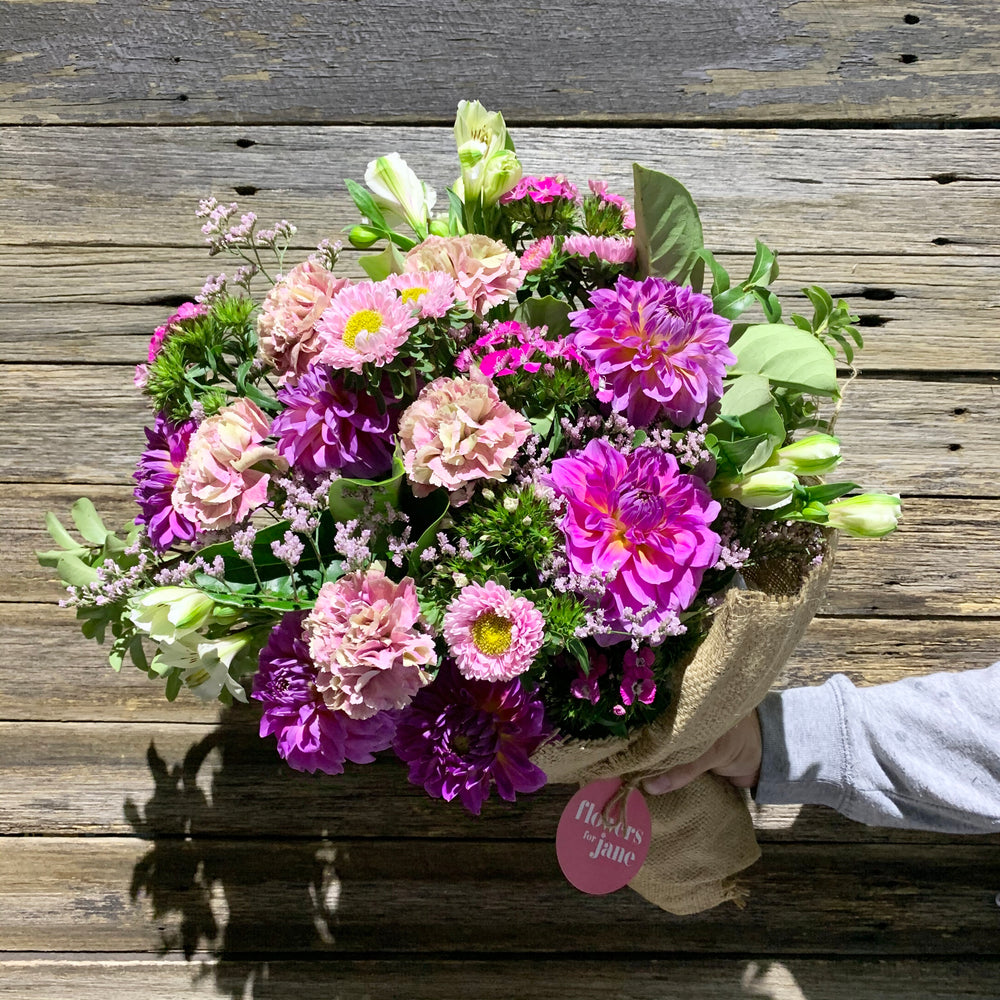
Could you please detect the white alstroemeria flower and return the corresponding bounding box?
[128,586,216,643]
[152,633,250,703]
[365,153,436,236]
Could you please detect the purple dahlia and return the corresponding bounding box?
[133,412,200,551]
[252,611,397,775]
[546,438,721,641]
[393,660,549,815]
[272,365,398,479]
[568,275,735,428]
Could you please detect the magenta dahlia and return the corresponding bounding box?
[546,438,721,641]
[133,412,200,551]
[569,275,734,428]
[253,611,396,775]
[272,365,398,479]
[392,660,549,815]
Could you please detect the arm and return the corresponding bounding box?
[755,664,1000,833]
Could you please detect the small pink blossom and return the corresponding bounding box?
[404,235,524,316]
[257,261,350,380]
[148,302,207,363]
[570,650,609,704]
[305,568,435,720]
[588,179,636,230]
[443,580,545,681]
[398,372,531,505]
[563,234,636,265]
[620,647,656,706]
[171,398,281,531]
[386,271,459,319]
[500,174,579,205]
[315,280,418,373]
[520,236,554,273]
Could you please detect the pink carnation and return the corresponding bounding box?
[305,568,436,720]
[562,234,636,265]
[443,581,545,682]
[386,271,459,319]
[404,235,524,317]
[398,373,531,505]
[257,260,350,380]
[171,398,280,531]
[314,280,418,374]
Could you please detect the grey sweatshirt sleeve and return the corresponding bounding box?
[754,664,1000,833]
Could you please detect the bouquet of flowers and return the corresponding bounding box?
[41,101,900,911]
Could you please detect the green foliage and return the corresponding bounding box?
[728,323,840,397]
[791,285,864,364]
[145,295,272,423]
[632,164,705,291]
[700,241,782,322]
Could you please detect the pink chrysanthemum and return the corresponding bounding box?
[562,234,636,265]
[397,372,531,505]
[386,270,459,319]
[588,179,636,230]
[520,236,555,273]
[305,567,436,720]
[443,581,545,682]
[314,280,418,374]
[546,438,721,642]
[404,235,524,317]
[500,174,579,205]
[171,398,281,531]
[568,275,735,428]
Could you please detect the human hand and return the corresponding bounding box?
[642,710,762,794]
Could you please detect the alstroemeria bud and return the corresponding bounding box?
[825,493,901,537]
[348,224,382,249]
[428,216,452,238]
[128,587,216,642]
[364,153,436,235]
[776,434,842,476]
[720,469,799,510]
[479,148,524,205]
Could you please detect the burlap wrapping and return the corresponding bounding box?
[532,532,837,915]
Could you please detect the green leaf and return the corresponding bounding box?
[728,324,840,396]
[36,546,89,567]
[55,552,100,587]
[446,187,467,235]
[632,164,705,290]
[514,296,572,339]
[407,489,451,576]
[696,248,730,296]
[164,670,183,702]
[70,498,109,545]
[44,511,79,550]
[747,240,780,285]
[716,435,775,476]
[803,481,860,504]
[345,177,390,232]
[566,637,590,674]
[712,287,757,321]
[328,456,405,525]
[359,242,407,282]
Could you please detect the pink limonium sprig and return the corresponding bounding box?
[195,197,297,286]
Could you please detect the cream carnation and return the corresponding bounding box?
[171,398,281,531]
[398,373,531,505]
[306,568,435,720]
[257,261,350,380]
[404,234,524,316]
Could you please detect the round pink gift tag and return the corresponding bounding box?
[556,777,651,895]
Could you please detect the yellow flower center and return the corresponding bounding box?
[470,611,514,657]
[400,286,428,305]
[343,308,383,348]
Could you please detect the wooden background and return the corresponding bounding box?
[2,1,1000,997]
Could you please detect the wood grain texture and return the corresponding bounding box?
[2,1,999,125]
[2,127,998,253]
[3,956,1000,1000]
[2,712,999,844]
[4,250,999,372]
[2,837,998,955]
[1,367,993,494]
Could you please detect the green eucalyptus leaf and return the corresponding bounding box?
[729,323,840,396]
[632,164,705,290]
[514,296,572,339]
[70,498,109,545]
[44,511,79,550]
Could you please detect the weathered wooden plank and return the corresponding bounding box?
[1,837,997,955]
[2,127,998,254]
[1,1,998,125]
[0,367,991,492]
[3,708,999,844]
[3,602,999,725]
[3,956,1000,1000]
[3,250,998,373]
